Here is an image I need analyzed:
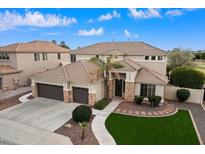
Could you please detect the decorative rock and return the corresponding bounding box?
[116,108,121,112]
[128,110,133,114]
[65,123,72,128]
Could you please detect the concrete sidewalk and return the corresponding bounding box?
[0,87,31,100]
[92,98,122,145]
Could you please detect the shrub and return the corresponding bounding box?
[134,96,144,105]
[176,89,190,102]
[170,67,205,89]
[148,96,161,107]
[94,98,109,110]
[72,105,92,122]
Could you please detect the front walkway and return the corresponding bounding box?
[115,101,177,117]
[92,98,122,145]
[167,101,205,144]
[0,86,31,100]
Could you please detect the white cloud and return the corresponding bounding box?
[124,29,131,37]
[165,9,183,17]
[124,29,138,39]
[77,27,104,36]
[98,10,120,21]
[42,32,61,35]
[88,19,93,23]
[0,10,77,31]
[128,8,161,19]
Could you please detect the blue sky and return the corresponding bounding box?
[0,8,204,50]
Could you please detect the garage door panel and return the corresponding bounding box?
[73,87,88,104]
[37,83,63,101]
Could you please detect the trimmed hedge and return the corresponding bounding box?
[170,67,205,89]
[134,96,144,105]
[72,105,92,122]
[148,96,161,107]
[94,98,109,110]
[176,89,190,102]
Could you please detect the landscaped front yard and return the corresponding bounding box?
[105,109,200,145]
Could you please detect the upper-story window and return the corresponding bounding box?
[34,53,40,61]
[71,54,76,62]
[151,56,156,60]
[158,56,163,61]
[0,53,10,60]
[57,53,61,60]
[145,56,149,60]
[42,53,48,61]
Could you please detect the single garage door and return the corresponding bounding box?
[37,83,63,101]
[73,87,88,104]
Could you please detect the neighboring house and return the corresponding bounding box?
[0,40,70,91]
[31,59,167,105]
[71,42,167,75]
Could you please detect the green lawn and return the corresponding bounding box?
[194,61,205,74]
[105,110,200,145]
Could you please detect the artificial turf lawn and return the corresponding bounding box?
[105,110,200,145]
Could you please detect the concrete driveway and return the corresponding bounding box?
[0,97,80,144]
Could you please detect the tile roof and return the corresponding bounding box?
[72,41,167,56]
[0,40,70,53]
[0,65,22,75]
[112,59,168,85]
[31,61,103,84]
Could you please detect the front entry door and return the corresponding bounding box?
[115,79,123,97]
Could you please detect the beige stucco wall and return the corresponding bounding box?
[16,52,70,85]
[164,85,204,104]
[76,54,95,61]
[0,53,18,69]
[1,73,21,90]
[91,80,104,101]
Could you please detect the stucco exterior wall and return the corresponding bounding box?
[164,85,204,104]
[0,53,18,69]
[16,52,70,85]
[76,54,95,61]
[93,80,104,101]
[1,73,21,90]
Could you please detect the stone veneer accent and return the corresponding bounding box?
[108,79,113,99]
[63,90,69,103]
[89,93,96,106]
[124,82,135,102]
[32,86,36,97]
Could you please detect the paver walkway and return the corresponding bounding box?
[115,101,177,117]
[92,98,122,145]
[0,86,31,100]
[168,101,205,144]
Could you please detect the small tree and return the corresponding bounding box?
[170,67,205,89]
[79,121,89,140]
[60,41,70,49]
[168,48,194,70]
[201,52,205,60]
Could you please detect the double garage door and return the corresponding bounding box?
[37,83,88,104]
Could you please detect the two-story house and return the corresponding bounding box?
[0,40,70,91]
[31,41,168,105]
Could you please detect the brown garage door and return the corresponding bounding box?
[73,87,88,104]
[37,83,63,101]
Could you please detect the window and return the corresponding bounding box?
[140,84,156,97]
[57,53,61,60]
[145,56,149,60]
[0,53,10,60]
[158,56,163,60]
[71,54,76,62]
[151,56,156,60]
[42,53,48,61]
[34,53,40,61]
[96,55,99,58]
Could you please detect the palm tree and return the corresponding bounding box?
[90,56,123,100]
[79,121,89,140]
